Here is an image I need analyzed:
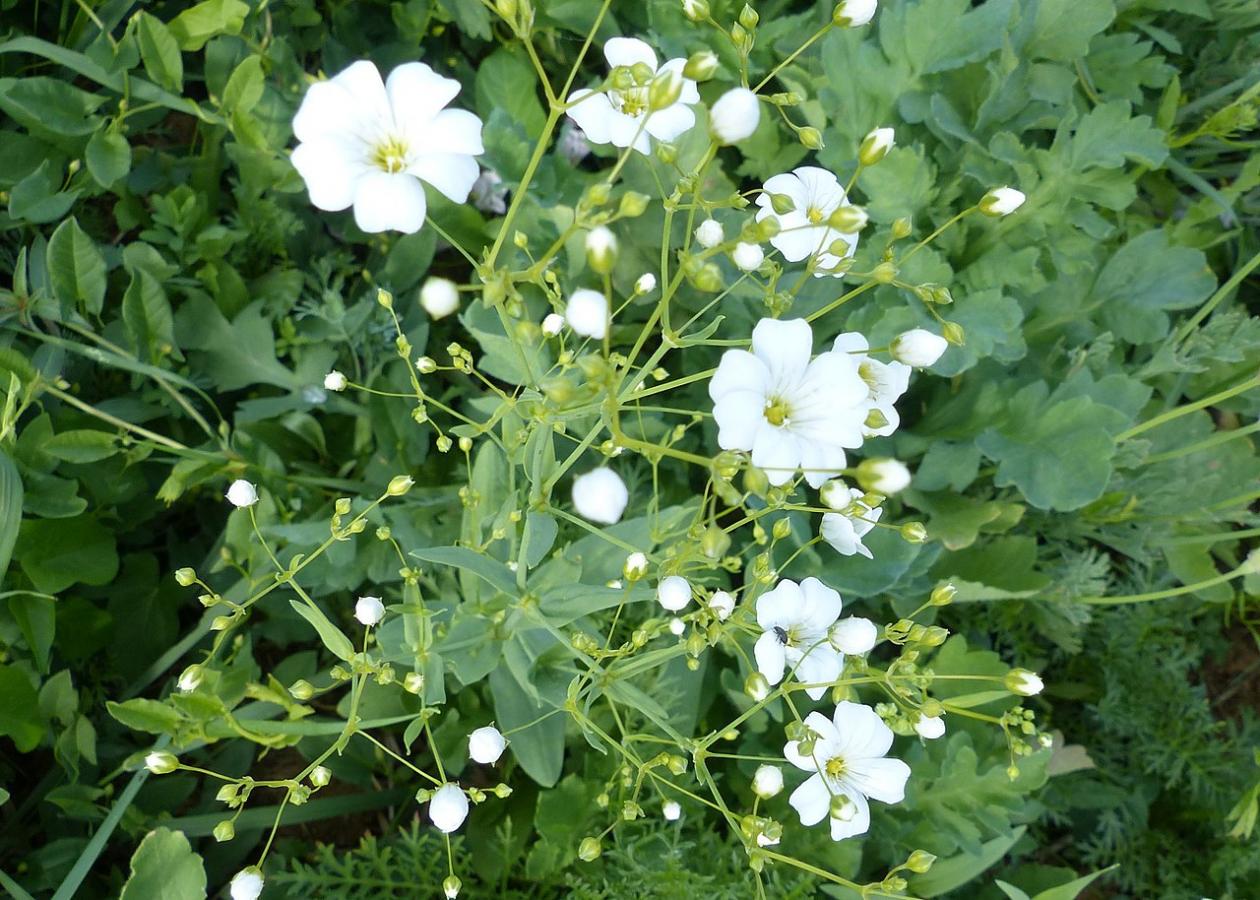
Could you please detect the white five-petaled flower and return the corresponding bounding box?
[831,333,911,438]
[420,277,460,319]
[915,714,945,740]
[354,595,385,626]
[820,484,882,559]
[291,60,484,234]
[565,288,608,339]
[229,867,265,900]
[226,479,258,508]
[468,725,507,764]
[710,87,761,144]
[657,575,692,611]
[709,318,869,487]
[566,38,700,155]
[323,371,348,392]
[755,167,860,278]
[754,577,846,700]
[571,468,629,524]
[429,783,470,833]
[785,701,911,841]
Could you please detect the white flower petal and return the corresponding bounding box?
[713,390,766,451]
[408,152,480,203]
[385,62,462,137]
[565,89,616,145]
[603,37,658,70]
[751,317,813,389]
[827,790,871,841]
[760,172,810,210]
[291,138,365,211]
[798,440,848,489]
[756,579,803,629]
[844,757,911,804]
[753,632,787,685]
[788,772,831,827]
[799,577,843,631]
[709,349,770,400]
[795,646,843,700]
[831,700,894,761]
[644,103,696,142]
[751,426,800,485]
[413,108,485,157]
[353,171,427,233]
[294,61,389,144]
[794,166,846,214]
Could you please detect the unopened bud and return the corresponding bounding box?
[213,820,235,842]
[942,321,965,346]
[829,206,868,232]
[930,583,956,606]
[684,50,718,81]
[387,475,414,496]
[798,126,823,149]
[175,567,197,586]
[900,522,928,543]
[858,126,894,165]
[578,836,602,861]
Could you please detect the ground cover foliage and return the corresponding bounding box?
[0,0,1258,898]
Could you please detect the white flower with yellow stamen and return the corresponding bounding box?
[831,332,911,438]
[754,167,860,278]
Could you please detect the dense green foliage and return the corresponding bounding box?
[0,0,1257,898]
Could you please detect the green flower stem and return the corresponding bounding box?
[753,22,833,92]
[1080,560,1255,605]
[358,730,442,786]
[1117,371,1260,441]
[805,279,880,323]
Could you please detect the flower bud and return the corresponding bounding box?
[376,287,394,309]
[828,205,868,232]
[684,50,718,81]
[906,850,936,874]
[623,552,649,582]
[443,875,462,899]
[710,88,761,144]
[900,521,928,543]
[769,192,796,215]
[416,355,437,373]
[858,126,895,165]
[541,312,564,336]
[830,616,878,654]
[830,793,856,821]
[1006,669,1044,696]
[585,226,618,275]
[618,190,649,218]
[144,751,178,774]
[694,218,724,248]
[174,567,197,586]
[565,289,609,340]
[745,671,770,701]
[634,272,657,294]
[468,725,508,764]
[323,370,348,392]
[732,242,765,272]
[387,475,415,496]
[890,328,948,367]
[213,820,235,842]
[578,836,602,861]
[404,671,426,694]
[798,126,824,149]
[708,590,735,620]
[355,595,386,626]
[942,320,966,345]
[855,458,911,495]
[572,467,628,525]
[915,714,945,739]
[225,479,258,508]
[980,186,1026,216]
[229,867,264,900]
[833,0,877,27]
[657,575,692,611]
[752,764,783,798]
[649,66,684,111]
[290,679,315,700]
[420,277,460,319]
[429,783,470,833]
[177,665,203,693]
[930,583,956,606]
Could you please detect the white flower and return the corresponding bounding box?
[624,551,649,580]
[785,701,911,841]
[753,764,784,799]
[229,867,265,900]
[710,87,761,144]
[291,61,484,234]
[820,486,881,559]
[542,312,564,336]
[429,783,470,833]
[668,616,686,635]
[981,186,1026,216]
[709,318,868,488]
[890,328,948,368]
[470,168,507,214]
[829,616,878,655]
[635,272,657,294]
[834,0,878,27]
[585,226,618,273]
[695,218,724,248]
[662,800,682,820]
[354,595,386,626]
[754,577,846,700]
[1006,669,1044,696]
[755,167,860,278]
[571,468,629,524]
[323,371,348,392]
[832,333,911,438]
[420,277,460,319]
[732,242,765,272]
[708,590,735,620]
[657,575,692,611]
[226,479,258,508]
[468,725,507,764]
[564,289,608,339]
[857,458,911,495]
[566,38,700,155]
[177,665,202,693]
[858,126,895,165]
[915,714,945,740]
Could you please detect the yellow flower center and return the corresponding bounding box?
[611,85,650,118]
[825,756,847,779]
[807,205,825,225]
[373,136,410,174]
[764,396,791,427]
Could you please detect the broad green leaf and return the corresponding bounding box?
[475,48,546,141]
[1092,230,1216,344]
[46,218,107,316]
[134,13,183,92]
[911,827,1026,897]
[44,430,118,464]
[85,128,132,187]
[1030,865,1118,900]
[15,516,119,594]
[106,698,183,733]
[221,55,264,115]
[0,449,22,582]
[8,161,79,223]
[123,269,177,363]
[175,298,296,390]
[412,546,518,597]
[490,655,566,787]
[521,512,557,569]
[1025,0,1115,60]
[9,593,55,673]
[168,0,250,50]
[0,76,103,137]
[289,597,355,661]
[119,828,206,900]
[0,665,44,751]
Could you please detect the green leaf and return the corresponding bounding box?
[288,597,356,661]
[118,828,206,900]
[0,665,44,751]
[85,129,132,187]
[106,698,183,734]
[175,298,296,390]
[521,512,557,569]
[0,449,22,582]
[8,160,79,224]
[437,0,492,40]
[412,546,518,597]
[122,269,177,363]
[976,384,1122,511]
[1030,865,1118,900]
[911,827,1026,897]
[1068,100,1168,171]
[46,218,107,316]
[9,593,56,672]
[490,653,566,786]
[221,55,264,115]
[44,430,119,464]
[1025,0,1115,60]
[167,0,250,50]
[475,48,546,141]
[0,76,103,137]
[134,13,183,92]
[15,516,119,594]
[1091,230,1216,344]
